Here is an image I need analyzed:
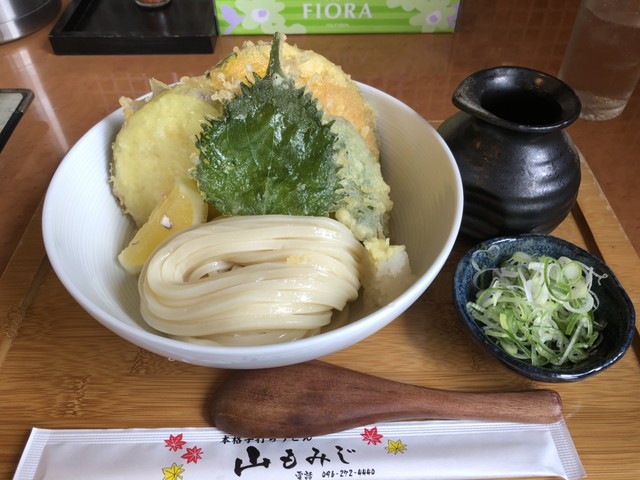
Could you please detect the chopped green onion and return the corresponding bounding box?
[466,249,608,367]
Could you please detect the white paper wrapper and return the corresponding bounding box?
[14,420,585,480]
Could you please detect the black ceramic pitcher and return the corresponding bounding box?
[437,66,582,241]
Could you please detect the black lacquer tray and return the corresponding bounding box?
[49,0,217,55]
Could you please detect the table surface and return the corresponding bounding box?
[1,1,639,479]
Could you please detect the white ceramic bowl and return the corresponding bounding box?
[42,83,463,369]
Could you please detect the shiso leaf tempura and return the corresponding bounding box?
[194,34,339,217]
[466,248,607,367]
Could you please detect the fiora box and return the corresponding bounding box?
[214,0,460,35]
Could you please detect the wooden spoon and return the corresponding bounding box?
[212,360,562,438]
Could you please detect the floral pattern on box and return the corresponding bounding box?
[215,0,460,35]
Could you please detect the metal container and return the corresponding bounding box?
[0,0,61,44]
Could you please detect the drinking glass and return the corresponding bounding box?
[135,0,172,8]
[558,0,640,121]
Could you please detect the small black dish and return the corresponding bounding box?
[453,234,635,382]
[49,0,217,55]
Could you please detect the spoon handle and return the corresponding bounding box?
[212,361,563,438]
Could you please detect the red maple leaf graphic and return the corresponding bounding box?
[360,427,383,445]
[164,433,187,452]
[181,445,204,464]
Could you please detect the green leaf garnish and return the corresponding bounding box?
[194,33,338,216]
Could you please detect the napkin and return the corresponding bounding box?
[14,420,585,480]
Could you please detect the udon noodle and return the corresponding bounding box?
[139,215,366,346]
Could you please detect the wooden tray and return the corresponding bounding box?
[49,0,217,55]
[1,156,639,479]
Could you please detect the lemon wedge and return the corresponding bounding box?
[118,177,208,274]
